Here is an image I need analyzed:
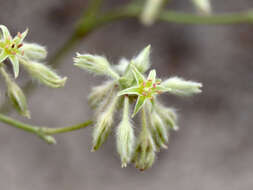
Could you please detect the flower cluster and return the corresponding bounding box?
[74,45,202,170]
[0,25,67,118]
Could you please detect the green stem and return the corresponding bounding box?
[43,120,93,135]
[126,5,253,24]
[0,113,93,144]
[141,106,148,132]
[123,96,130,121]
[158,10,253,24]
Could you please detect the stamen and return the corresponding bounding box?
[156,81,161,85]
[5,45,9,49]
[17,44,23,48]
[11,44,15,48]
[142,82,146,87]
[153,83,156,88]
[142,92,147,96]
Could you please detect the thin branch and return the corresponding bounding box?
[43,120,93,135]
[0,113,93,144]
[158,10,253,24]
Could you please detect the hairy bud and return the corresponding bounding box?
[132,129,156,171]
[116,96,135,167]
[161,77,202,96]
[88,81,115,108]
[155,103,178,131]
[74,53,119,79]
[21,60,67,88]
[150,112,169,149]
[21,43,47,61]
[92,95,119,151]
[0,66,30,118]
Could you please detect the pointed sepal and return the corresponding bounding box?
[132,96,146,117]
[130,64,145,85]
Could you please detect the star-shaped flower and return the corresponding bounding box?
[0,25,28,78]
[118,64,166,117]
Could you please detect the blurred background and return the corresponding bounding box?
[0,0,253,189]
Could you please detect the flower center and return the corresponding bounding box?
[139,80,161,99]
[2,32,24,56]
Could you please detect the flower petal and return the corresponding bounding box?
[9,55,19,78]
[0,50,8,63]
[117,86,141,96]
[132,96,146,117]
[130,64,145,85]
[13,28,29,44]
[0,25,12,40]
[147,69,156,83]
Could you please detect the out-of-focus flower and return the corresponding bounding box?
[140,0,165,26]
[192,0,212,14]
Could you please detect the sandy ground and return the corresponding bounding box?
[0,0,253,189]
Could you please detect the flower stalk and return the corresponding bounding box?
[0,113,93,144]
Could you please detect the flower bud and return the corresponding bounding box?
[192,0,212,14]
[21,43,47,61]
[116,96,135,167]
[150,112,169,149]
[88,81,115,108]
[7,81,30,118]
[39,135,57,144]
[92,95,119,151]
[21,61,67,88]
[0,66,30,118]
[140,0,164,26]
[132,45,151,73]
[114,58,129,75]
[132,107,156,171]
[132,130,156,171]
[161,77,202,96]
[156,104,178,131]
[74,53,119,79]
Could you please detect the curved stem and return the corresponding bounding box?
[0,113,93,144]
[43,120,93,135]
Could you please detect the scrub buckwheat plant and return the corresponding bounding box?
[1,0,252,172]
[74,45,202,170]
